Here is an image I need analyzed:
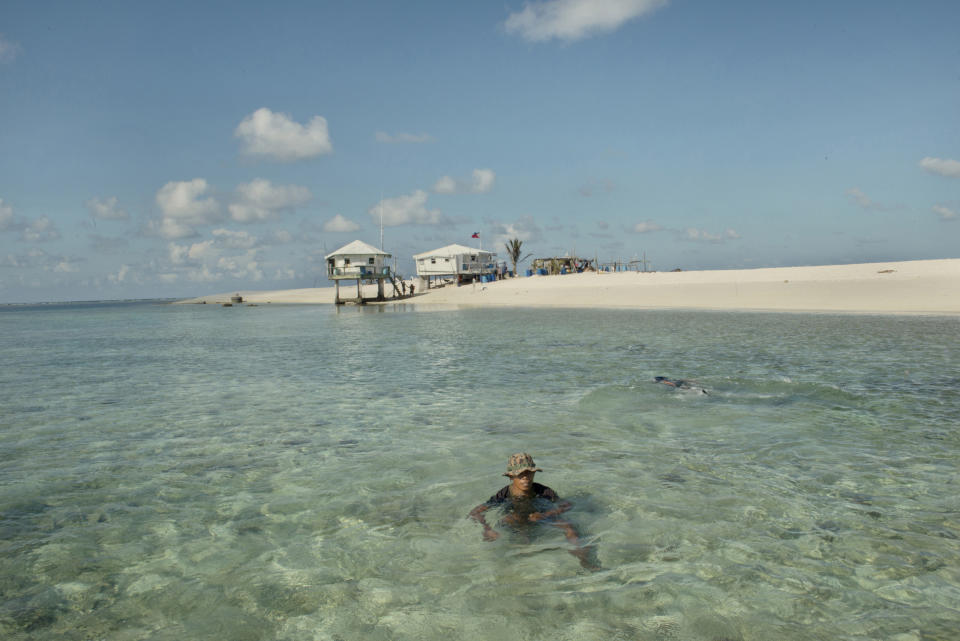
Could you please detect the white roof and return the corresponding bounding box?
[326,240,391,259]
[413,243,494,260]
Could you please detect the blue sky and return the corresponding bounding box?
[1,0,958,303]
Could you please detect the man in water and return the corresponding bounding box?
[469,453,598,569]
[655,376,708,394]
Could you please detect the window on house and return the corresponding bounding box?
[344,258,351,265]
[431,258,436,264]
[368,257,375,265]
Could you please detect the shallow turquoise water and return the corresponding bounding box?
[1,302,959,640]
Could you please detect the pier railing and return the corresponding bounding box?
[328,266,392,279]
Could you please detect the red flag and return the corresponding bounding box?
[471,232,479,238]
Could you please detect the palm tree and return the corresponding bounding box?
[504,238,531,277]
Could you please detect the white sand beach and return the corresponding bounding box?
[176,258,960,314]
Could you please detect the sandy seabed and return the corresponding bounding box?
[176,258,960,315]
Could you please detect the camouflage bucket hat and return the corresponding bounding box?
[504,452,543,477]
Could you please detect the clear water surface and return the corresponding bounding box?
[1,301,958,640]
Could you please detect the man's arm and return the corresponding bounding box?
[529,500,571,522]
[469,504,499,541]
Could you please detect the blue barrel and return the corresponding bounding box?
[526,269,533,277]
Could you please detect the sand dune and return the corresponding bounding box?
[176,258,960,314]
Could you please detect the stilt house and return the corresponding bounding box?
[326,240,395,304]
[413,243,497,289]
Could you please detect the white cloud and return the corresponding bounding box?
[168,239,220,266]
[86,196,129,220]
[375,131,434,144]
[369,190,445,226]
[22,217,60,242]
[491,216,543,248]
[933,204,957,221]
[235,108,333,161]
[228,178,311,223]
[108,264,142,285]
[323,214,360,233]
[0,199,61,241]
[54,260,81,273]
[504,0,668,42]
[471,169,496,193]
[632,221,663,233]
[186,265,221,283]
[167,236,264,284]
[432,176,458,194]
[0,35,22,64]
[3,247,81,272]
[845,187,873,209]
[212,228,258,249]
[432,169,496,194]
[152,178,220,239]
[845,187,901,212]
[920,157,960,179]
[682,227,740,243]
[217,253,263,281]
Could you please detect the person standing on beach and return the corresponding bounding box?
[469,453,598,569]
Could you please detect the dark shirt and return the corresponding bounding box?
[484,482,559,507]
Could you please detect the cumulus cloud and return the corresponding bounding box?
[375,131,434,144]
[107,264,131,284]
[0,35,22,64]
[235,108,333,161]
[0,198,61,241]
[491,216,543,248]
[845,188,873,209]
[920,157,960,179]
[432,176,458,194]
[504,0,668,42]
[3,248,80,272]
[217,253,263,281]
[151,178,220,239]
[166,233,264,283]
[369,190,446,226]
[632,221,663,233]
[212,228,258,249]
[845,187,901,212]
[323,214,360,233]
[471,169,496,193]
[682,228,740,243]
[22,217,61,242]
[228,179,311,223]
[432,169,496,194]
[86,196,129,221]
[933,204,957,221]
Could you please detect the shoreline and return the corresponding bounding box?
[174,258,960,315]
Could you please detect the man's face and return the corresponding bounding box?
[511,470,535,492]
